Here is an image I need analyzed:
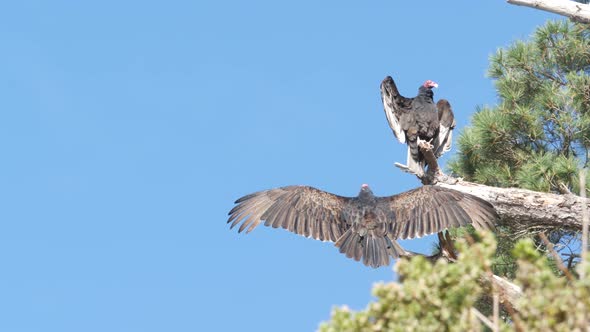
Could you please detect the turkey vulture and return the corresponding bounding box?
[380,76,456,177]
[227,184,497,268]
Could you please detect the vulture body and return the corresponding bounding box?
[380,76,456,176]
[228,184,497,268]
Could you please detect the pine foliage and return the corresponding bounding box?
[448,20,590,193]
[319,233,590,332]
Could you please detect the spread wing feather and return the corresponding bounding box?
[377,186,497,240]
[227,186,350,242]
[228,185,498,268]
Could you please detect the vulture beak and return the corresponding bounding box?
[432,83,439,88]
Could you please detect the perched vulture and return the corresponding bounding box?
[227,184,497,268]
[380,76,456,177]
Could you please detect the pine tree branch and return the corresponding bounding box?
[507,0,590,23]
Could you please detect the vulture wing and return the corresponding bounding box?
[377,186,497,240]
[380,76,414,144]
[227,186,350,242]
[228,185,409,268]
[434,99,456,157]
[228,185,498,268]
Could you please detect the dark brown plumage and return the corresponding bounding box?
[227,184,497,268]
[435,99,456,157]
[381,76,456,176]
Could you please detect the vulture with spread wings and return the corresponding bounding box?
[380,76,456,177]
[228,184,497,268]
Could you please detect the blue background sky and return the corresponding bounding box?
[1,1,557,331]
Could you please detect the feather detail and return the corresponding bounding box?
[228,184,498,268]
[335,229,401,268]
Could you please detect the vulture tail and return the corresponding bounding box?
[335,230,405,268]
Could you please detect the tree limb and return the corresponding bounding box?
[488,274,523,310]
[436,180,589,232]
[507,0,590,23]
[394,141,459,185]
[407,140,590,232]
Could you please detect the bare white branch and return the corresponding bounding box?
[436,180,590,232]
[507,0,590,23]
[405,136,590,231]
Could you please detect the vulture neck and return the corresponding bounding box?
[358,190,375,202]
[417,86,434,100]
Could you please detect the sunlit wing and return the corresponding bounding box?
[376,186,497,240]
[227,185,350,242]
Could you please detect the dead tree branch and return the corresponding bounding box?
[507,0,590,23]
[394,141,459,185]
[436,180,589,232]
[488,274,523,311]
[405,141,590,232]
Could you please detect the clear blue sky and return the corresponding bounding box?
[0,1,557,331]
